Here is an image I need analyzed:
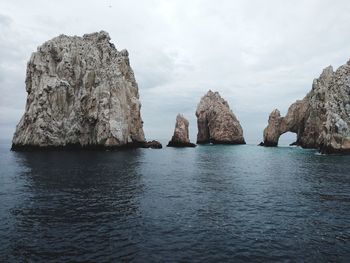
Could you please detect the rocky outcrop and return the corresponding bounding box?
[261,60,350,153]
[12,31,152,150]
[195,90,245,144]
[143,140,163,149]
[167,114,196,147]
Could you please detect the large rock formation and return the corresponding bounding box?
[261,60,350,153]
[167,114,196,147]
[195,90,245,144]
[12,31,155,150]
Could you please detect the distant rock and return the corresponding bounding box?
[143,140,163,149]
[261,60,350,154]
[12,31,148,150]
[167,114,196,147]
[195,90,245,144]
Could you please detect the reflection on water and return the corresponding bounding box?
[0,142,350,262]
[2,149,144,262]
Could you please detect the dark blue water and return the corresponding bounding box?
[1,140,350,262]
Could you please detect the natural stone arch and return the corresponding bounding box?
[263,100,308,147]
[261,61,350,153]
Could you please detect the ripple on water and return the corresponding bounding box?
[0,143,349,262]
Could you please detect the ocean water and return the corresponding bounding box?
[0,140,350,262]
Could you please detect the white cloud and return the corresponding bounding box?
[1,0,350,143]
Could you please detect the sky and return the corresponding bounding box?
[1,0,350,144]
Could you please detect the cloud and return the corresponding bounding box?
[0,14,28,139]
[1,0,350,143]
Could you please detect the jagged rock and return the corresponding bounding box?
[12,31,147,150]
[143,140,163,149]
[195,90,245,144]
[167,114,196,147]
[261,60,350,154]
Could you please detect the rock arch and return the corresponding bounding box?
[263,99,308,146]
[261,62,350,154]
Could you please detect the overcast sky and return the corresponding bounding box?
[1,0,350,143]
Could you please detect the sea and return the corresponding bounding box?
[0,139,349,262]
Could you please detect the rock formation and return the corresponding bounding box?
[261,60,350,153]
[143,140,163,149]
[167,114,196,147]
[12,31,160,150]
[195,90,245,144]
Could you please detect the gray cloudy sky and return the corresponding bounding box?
[1,0,350,143]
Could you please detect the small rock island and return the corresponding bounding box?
[196,90,245,144]
[261,60,350,154]
[167,114,196,147]
[11,31,161,150]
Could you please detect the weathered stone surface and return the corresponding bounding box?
[262,109,283,147]
[195,90,245,144]
[167,114,196,147]
[261,60,350,154]
[12,31,147,150]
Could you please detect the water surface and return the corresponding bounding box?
[0,141,349,262]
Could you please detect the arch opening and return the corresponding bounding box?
[278,131,297,146]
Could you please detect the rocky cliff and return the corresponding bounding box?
[262,60,350,153]
[167,114,196,147]
[12,31,148,150]
[196,90,245,144]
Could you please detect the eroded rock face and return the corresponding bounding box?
[262,60,350,153]
[167,114,196,147]
[12,31,147,150]
[195,90,245,144]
